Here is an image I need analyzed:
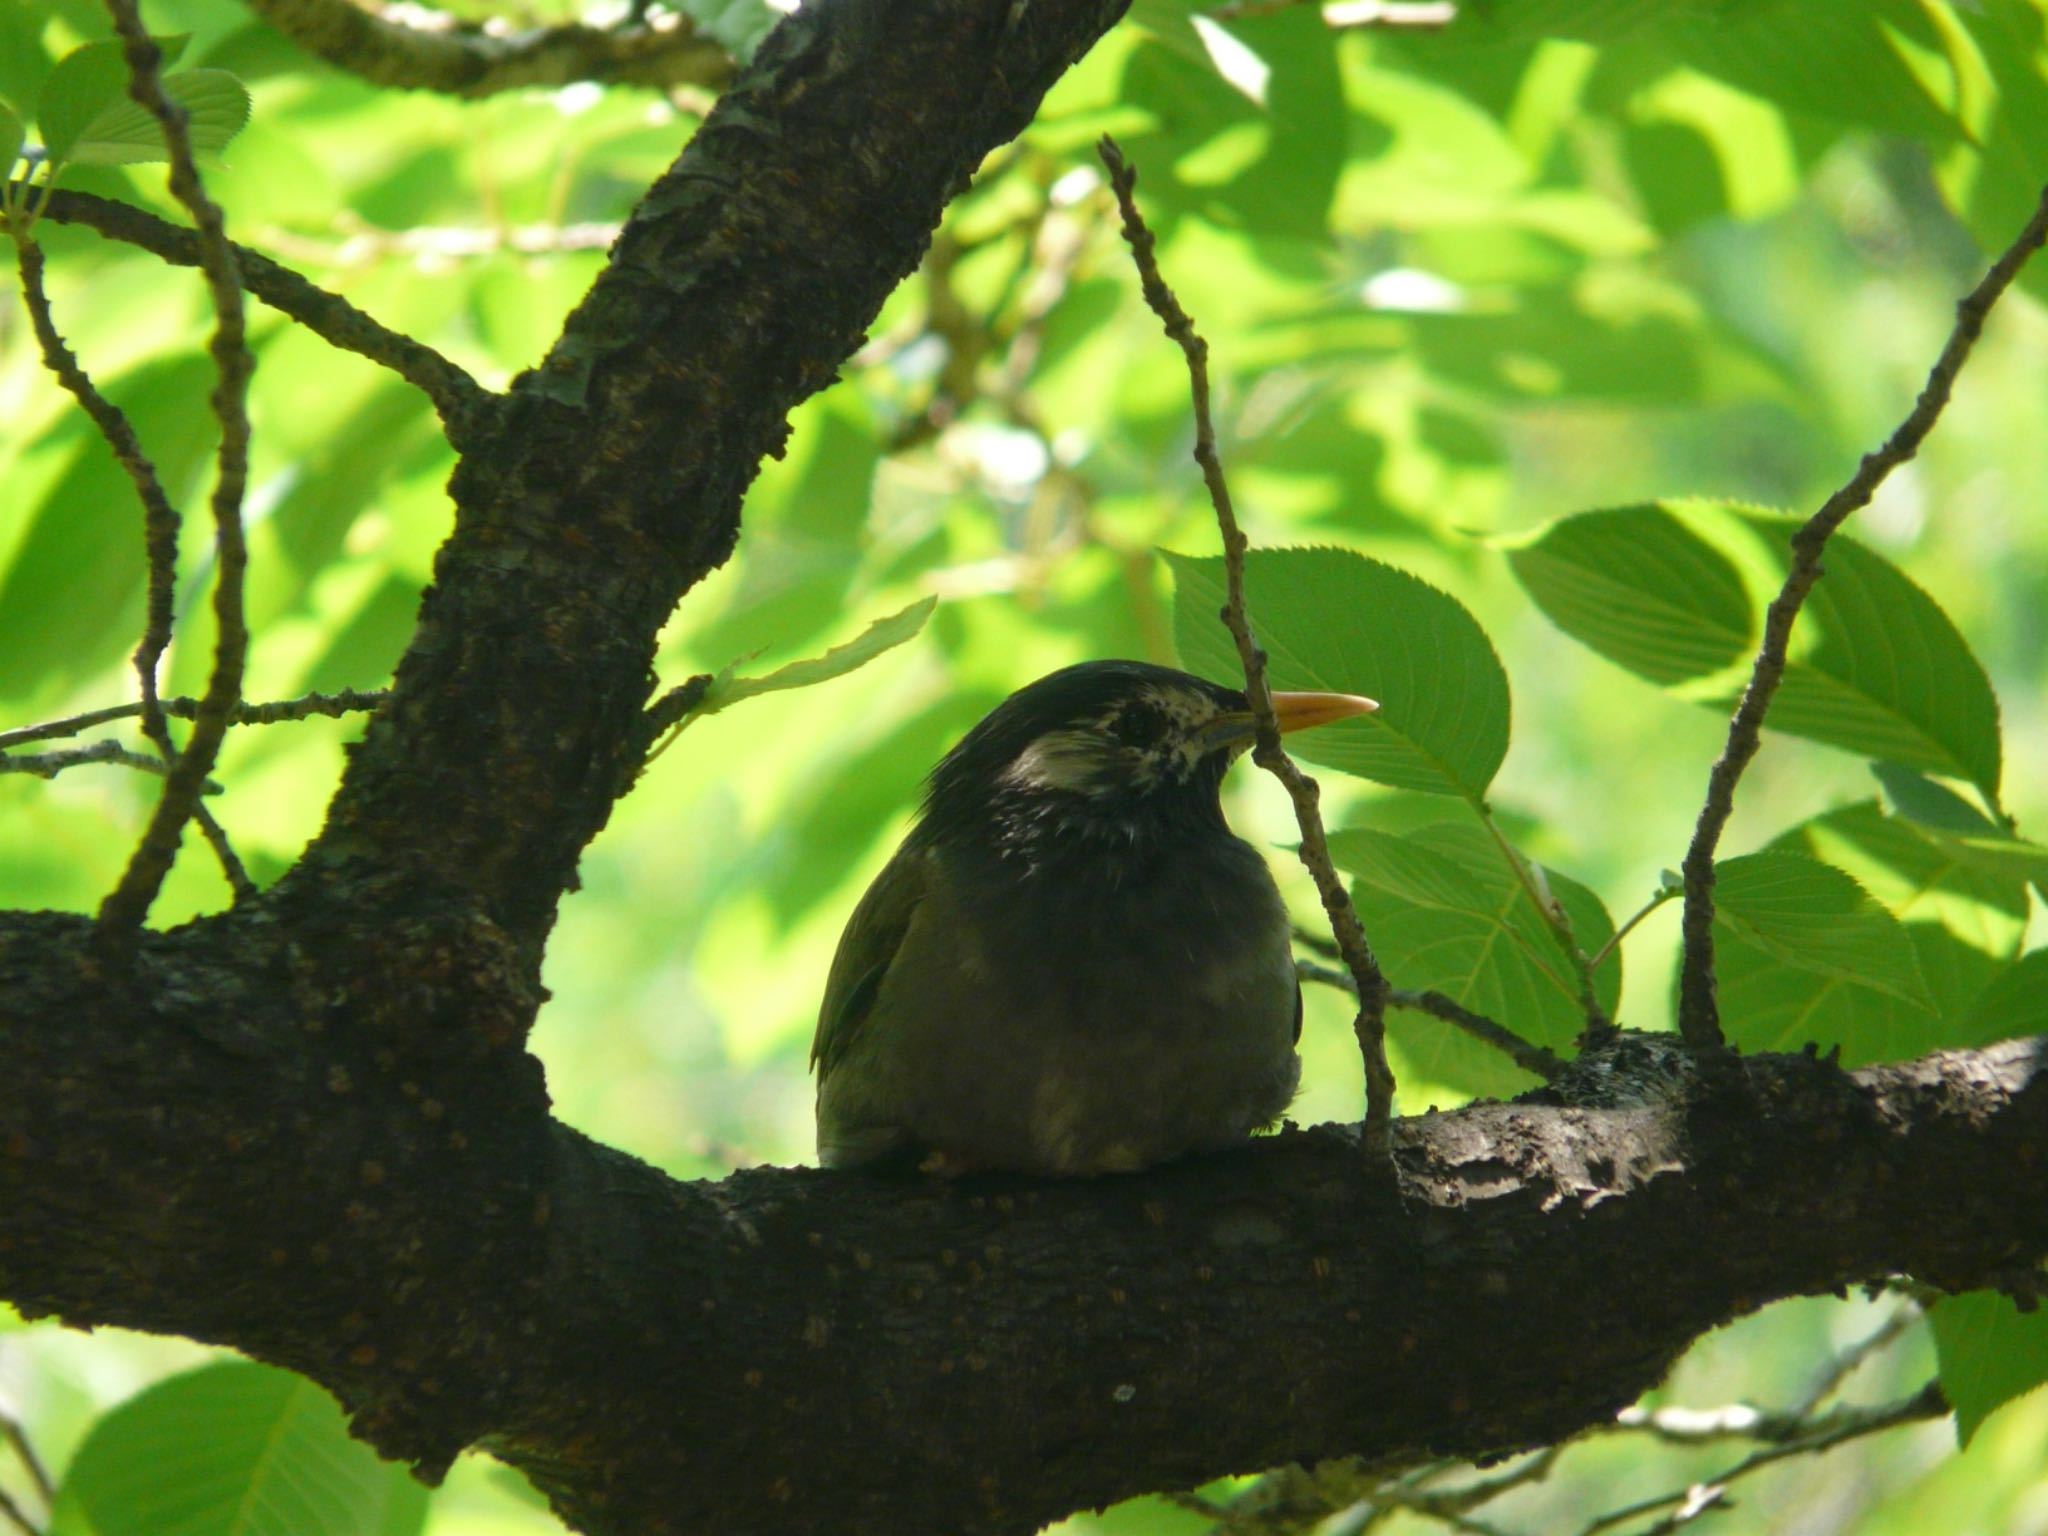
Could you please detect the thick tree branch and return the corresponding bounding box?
[241,0,733,98]
[3,907,2044,1536]
[287,0,1133,960]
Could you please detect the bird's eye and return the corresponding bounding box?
[1104,706,1165,751]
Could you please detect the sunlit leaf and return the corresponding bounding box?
[1960,950,2048,1044]
[1768,802,2027,1056]
[1506,503,1752,685]
[1513,503,2004,805]
[696,597,936,719]
[1714,849,1931,1010]
[1329,820,1615,1097]
[1167,547,1510,799]
[51,1360,426,1536]
[35,35,188,163]
[64,68,251,167]
[0,103,24,178]
[1931,1291,2048,1448]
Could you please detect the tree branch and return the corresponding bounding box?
[285,0,1134,959]
[2,907,2042,1536]
[14,184,490,440]
[1098,135,1398,1158]
[240,0,732,98]
[93,6,254,941]
[1674,179,2048,1048]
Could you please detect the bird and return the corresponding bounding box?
[811,659,1378,1176]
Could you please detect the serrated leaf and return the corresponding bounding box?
[1167,547,1510,800]
[1749,510,2003,806]
[1873,761,2001,836]
[1768,802,2027,1059]
[1328,821,1616,1096]
[1512,503,2003,806]
[1713,850,1933,1021]
[1505,503,1752,686]
[698,596,935,715]
[1961,951,2048,1044]
[51,1360,426,1536]
[35,35,188,163]
[1931,1291,2048,1447]
[66,68,251,167]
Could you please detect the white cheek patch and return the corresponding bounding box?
[1003,730,1108,793]
[1132,686,1225,783]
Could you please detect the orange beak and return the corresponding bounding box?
[1270,690,1380,734]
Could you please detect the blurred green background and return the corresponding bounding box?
[6,0,2048,1530]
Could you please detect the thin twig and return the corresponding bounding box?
[12,246,183,738]
[0,689,389,752]
[191,802,257,900]
[0,1410,52,1506]
[1,741,219,789]
[1788,1302,1921,1417]
[1099,135,1397,1160]
[1675,180,2048,1049]
[14,183,489,440]
[1299,962,1564,1081]
[96,6,254,943]
[0,1484,37,1536]
[1588,883,1677,973]
[1576,1383,1946,1536]
[236,0,731,98]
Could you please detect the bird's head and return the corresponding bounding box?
[919,660,1377,858]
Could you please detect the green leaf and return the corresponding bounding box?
[51,1360,427,1536]
[1711,851,1940,1064]
[35,35,187,163]
[65,68,251,167]
[1750,511,2003,806]
[1166,547,1510,800]
[1960,951,2048,1044]
[697,596,935,716]
[1328,820,1616,1097]
[1714,850,1932,1010]
[1873,762,2002,837]
[1505,504,1752,686]
[1931,1290,2048,1447]
[1510,503,2004,805]
[1771,801,2028,1049]
[0,354,217,701]
[0,102,23,179]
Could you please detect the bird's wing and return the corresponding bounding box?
[811,842,930,1076]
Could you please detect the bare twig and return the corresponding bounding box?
[238,0,731,98]
[1787,1303,1921,1417]
[0,689,389,752]
[1298,962,1564,1082]
[1577,1384,1946,1536]
[0,1484,37,1536]
[0,1409,52,1507]
[1,741,219,788]
[12,246,184,704]
[1206,0,1455,22]
[1588,882,1677,973]
[1675,180,2048,1048]
[14,184,489,438]
[1100,136,1396,1159]
[95,6,254,942]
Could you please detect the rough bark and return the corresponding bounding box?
[6,2,2045,1535]
[4,914,2044,1534]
